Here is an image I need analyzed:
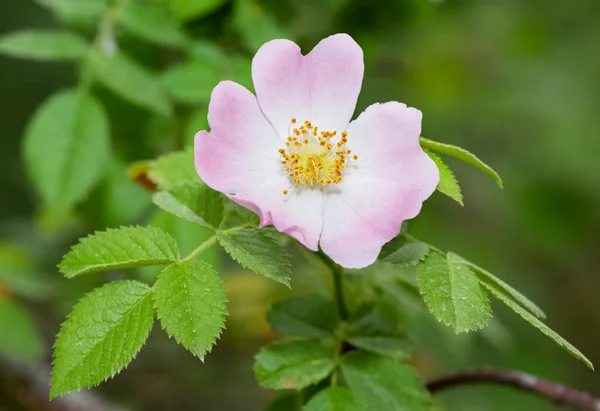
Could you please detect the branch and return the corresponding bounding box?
[427,368,600,410]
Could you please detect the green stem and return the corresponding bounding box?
[183,235,217,261]
[317,250,348,320]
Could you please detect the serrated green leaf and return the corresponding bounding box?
[148,148,199,190]
[50,280,154,398]
[420,137,503,188]
[482,282,593,369]
[162,61,219,104]
[24,89,110,210]
[417,252,492,332]
[380,238,431,266]
[170,0,227,20]
[121,2,187,47]
[0,299,44,363]
[34,0,106,18]
[267,295,339,338]
[425,149,463,205]
[346,303,411,361]
[89,50,172,116]
[452,253,546,319]
[304,387,362,411]
[341,351,431,411]
[152,182,223,229]
[154,260,227,359]
[254,339,336,390]
[0,30,88,61]
[233,0,290,53]
[59,226,179,278]
[217,228,292,286]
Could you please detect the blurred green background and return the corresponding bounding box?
[1,0,599,410]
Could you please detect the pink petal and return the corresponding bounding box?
[194,80,323,250]
[319,102,439,268]
[252,33,364,138]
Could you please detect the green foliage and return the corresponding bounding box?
[121,2,187,48]
[304,387,362,411]
[0,244,51,299]
[162,61,219,104]
[0,299,44,363]
[425,150,463,205]
[34,0,106,19]
[340,351,431,411]
[0,30,88,61]
[24,89,110,210]
[88,50,172,116]
[254,339,336,390]
[154,260,227,359]
[265,392,300,411]
[379,236,431,266]
[455,254,546,319]
[51,281,154,398]
[233,0,290,52]
[217,228,292,286]
[420,137,503,188]
[152,182,224,229]
[148,148,198,190]
[346,303,411,361]
[169,0,228,20]
[482,282,593,369]
[417,252,492,332]
[267,295,339,338]
[59,226,179,278]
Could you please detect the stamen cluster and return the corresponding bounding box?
[278,119,357,194]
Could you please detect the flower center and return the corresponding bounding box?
[278,119,357,195]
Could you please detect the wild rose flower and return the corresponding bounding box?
[195,34,439,268]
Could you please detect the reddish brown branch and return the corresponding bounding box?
[427,368,600,410]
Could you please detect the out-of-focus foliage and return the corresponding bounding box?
[1,0,599,410]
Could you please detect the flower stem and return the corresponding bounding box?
[317,250,348,320]
[183,236,217,262]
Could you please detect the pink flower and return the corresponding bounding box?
[195,34,439,268]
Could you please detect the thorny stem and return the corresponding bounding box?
[183,236,217,262]
[317,250,348,321]
[427,368,600,410]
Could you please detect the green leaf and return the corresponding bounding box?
[153,183,223,229]
[347,304,411,361]
[59,226,179,278]
[254,339,336,390]
[0,30,88,61]
[51,280,154,398]
[162,61,220,104]
[217,228,292,286]
[24,89,110,210]
[420,137,503,188]
[417,252,492,332]
[304,387,362,411]
[154,260,227,359]
[481,282,593,369]
[453,254,546,319]
[425,149,463,205]
[267,295,339,338]
[233,0,290,52]
[148,148,199,190]
[341,351,431,411]
[121,2,187,48]
[170,0,227,20]
[34,0,106,19]
[0,299,44,363]
[380,237,431,266]
[89,50,172,116]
